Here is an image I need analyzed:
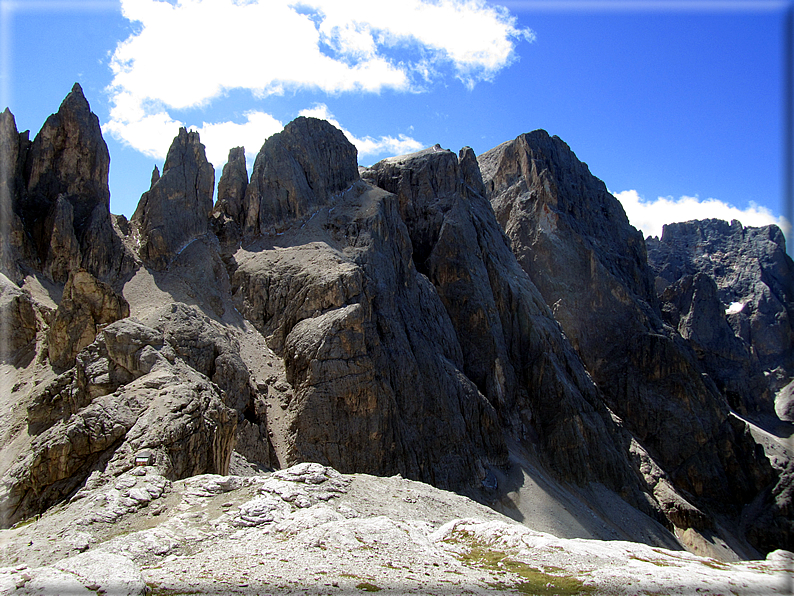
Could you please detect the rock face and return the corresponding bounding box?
[0,109,30,284]
[242,117,359,235]
[153,302,274,470]
[1,84,130,284]
[211,146,248,256]
[47,268,130,371]
[214,146,248,225]
[5,308,237,527]
[132,127,215,270]
[23,84,109,233]
[232,179,507,489]
[480,131,654,364]
[658,272,770,415]
[479,131,778,547]
[0,272,37,362]
[647,219,794,403]
[11,84,128,282]
[362,146,646,498]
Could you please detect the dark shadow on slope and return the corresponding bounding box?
[468,439,684,551]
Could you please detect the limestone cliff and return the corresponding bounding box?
[242,117,359,235]
[362,145,647,499]
[647,219,794,411]
[9,83,129,283]
[211,146,248,256]
[230,119,506,488]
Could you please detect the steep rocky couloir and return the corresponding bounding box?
[479,130,779,550]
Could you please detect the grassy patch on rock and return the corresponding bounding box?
[450,532,594,595]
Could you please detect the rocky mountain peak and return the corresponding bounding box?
[150,164,160,186]
[1,83,130,283]
[480,130,652,304]
[215,146,248,225]
[24,82,110,232]
[0,108,28,282]
[481,130,781,547]
[210,146,249,255]
[362,144,475,271]
[458,145,486,199]
[162,127,210,175]
[649,218,790,296]
[132,127,215,270]
[242,116,358,235]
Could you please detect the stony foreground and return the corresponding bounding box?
[0,463,789,595]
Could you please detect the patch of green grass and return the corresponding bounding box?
[700,559,729,570]
[629,555,672,567]
[11,516,37,529]
[452,535,594,596]
[146,583,203,596]
[356,581,382,592]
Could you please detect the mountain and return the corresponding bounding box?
[646,219,794,418]
[0,85,791,576]
[479,131,791,554]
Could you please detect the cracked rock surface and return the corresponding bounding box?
[0,464,788,596]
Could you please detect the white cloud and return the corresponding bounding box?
[614,189,792,245]
[103,110,183,159]
[191,111,283,169]
[302,0,535,88]
[104,0,531,163]
[298,104,423,159]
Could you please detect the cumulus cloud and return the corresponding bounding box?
[614,189,792,245]
[104,0,531,164]
[298,104,423,160]
[191,111,283,169]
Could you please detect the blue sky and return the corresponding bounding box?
[1,0,791,246]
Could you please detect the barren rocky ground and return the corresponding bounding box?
[0,462,790,595]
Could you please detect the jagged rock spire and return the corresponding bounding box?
[4,83,129,283]
[132,127,215,270]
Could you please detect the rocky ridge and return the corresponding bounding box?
[132,127,215,271]
[0,85,792,578]
[1,84,131,285]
